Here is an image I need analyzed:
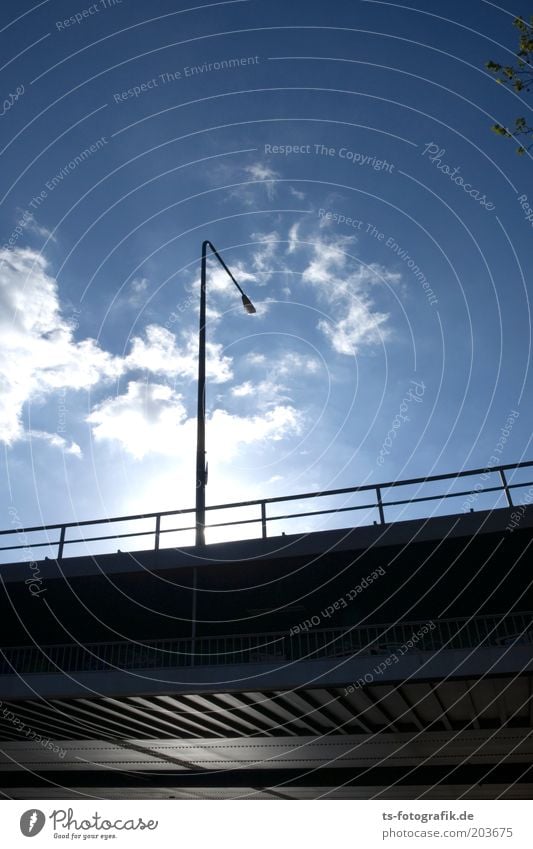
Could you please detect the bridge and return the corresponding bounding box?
[1,461,532,799]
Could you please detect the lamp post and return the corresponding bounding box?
[196,240,256,546]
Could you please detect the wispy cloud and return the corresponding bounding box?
[245,163,279,199]
[292,231,401,354]
[249,231,279,281]
[27,429,82,457]
[287,221,301,253]
[230,351,321,410]
[289,186,306,201]
[128,276,149,307]
[318,301,389,355]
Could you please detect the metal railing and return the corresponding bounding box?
[1,611,531,675]
[1,460,532,563]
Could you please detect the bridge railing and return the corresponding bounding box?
[1,611,531,675]
[1,460,532,563]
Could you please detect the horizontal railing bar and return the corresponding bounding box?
[63,529,157,546]
[382,485,505,509]
[0,508,196,537]
[1,460,531,539]
[2,611,530,655]
[159,525,195,534]
[199,502,374,529]
[205,482,531,528]
[2,612,531,674]
[227,460,533,507]
[263,503,378,523]
[0,633,286,654]
[507,479,533,490]
[207,516,263,529]
[0,540,60,553]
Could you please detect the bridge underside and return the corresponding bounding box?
[1,666,532,799]
[1,506,532,799]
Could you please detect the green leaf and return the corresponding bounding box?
[492,124,511,137]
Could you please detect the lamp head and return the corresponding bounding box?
[242,294,256,314]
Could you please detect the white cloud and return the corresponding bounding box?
[87,381,189,460]
[0,250,236,448]
[209,405,302,461]
[289,186,306,200]
[128,276,149,306]
[250,231,279,280]
[318,302,389,355]
[87,379,302,461]
[246,163,278,181]
[301,235,354,287]
[231,381,254,397]
[276,351,321,375]
[0,248,122,444]
[126,324,233,383]
[245,163,279,199]
[27,429,82,457]
[288,221,301,253]
[230,351,321,410]
[23,213,56,243]
[295,234,401,355]
[182,260,257,305]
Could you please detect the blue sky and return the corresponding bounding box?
[0,0,531,547]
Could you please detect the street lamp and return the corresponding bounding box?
[196,240,256,546]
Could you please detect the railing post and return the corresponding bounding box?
[376,486,385,524]
[499,469,513,507]
[57,525,66,561]
[261,502,267,539]
[191,567,197,667]
[154,514,161,550]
